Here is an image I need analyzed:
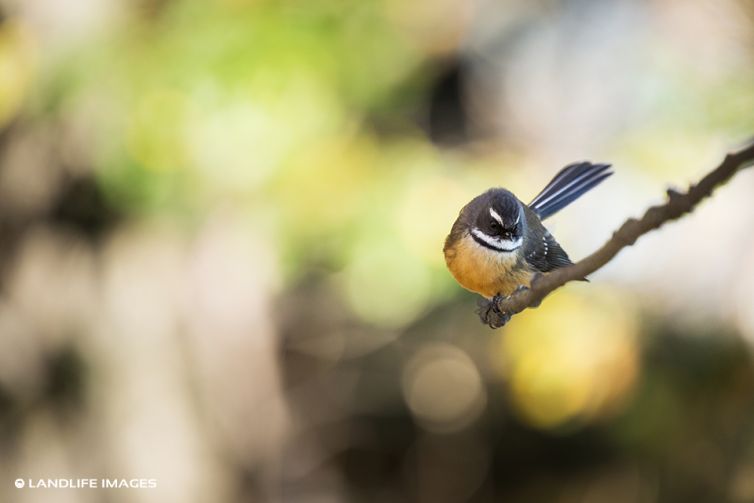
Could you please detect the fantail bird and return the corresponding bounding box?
[443,162,613,321]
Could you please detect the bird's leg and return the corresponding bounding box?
[477,294,511,329]
[477,283,536,328]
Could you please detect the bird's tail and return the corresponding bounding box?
[528,162,613,220]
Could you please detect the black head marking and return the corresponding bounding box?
[474,189,525,241]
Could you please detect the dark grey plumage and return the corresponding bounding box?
[520,205,573,272]
[529,162,613,219]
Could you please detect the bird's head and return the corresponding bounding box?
[469,190,525,252]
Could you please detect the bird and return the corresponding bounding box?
[443,162,613,325]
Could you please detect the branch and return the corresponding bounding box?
[486,141,754,328]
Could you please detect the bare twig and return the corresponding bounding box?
[488,141,754,328]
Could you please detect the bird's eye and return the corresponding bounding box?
[489,220,501,233]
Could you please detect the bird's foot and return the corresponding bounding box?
[477,285,533,328]
[477,294,511,329]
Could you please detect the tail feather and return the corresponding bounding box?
[529,162,613,220]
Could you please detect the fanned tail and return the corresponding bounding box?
[529,162,613,220]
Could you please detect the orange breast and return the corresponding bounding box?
[444,234,531,298]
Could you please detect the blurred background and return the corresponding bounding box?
[1,0,754,501]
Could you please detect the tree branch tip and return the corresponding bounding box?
[666,187,684,200]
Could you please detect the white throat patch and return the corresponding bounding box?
[470,228,523,252]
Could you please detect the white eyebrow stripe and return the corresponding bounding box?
[489,208,504,225]
[470,228,523,252]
